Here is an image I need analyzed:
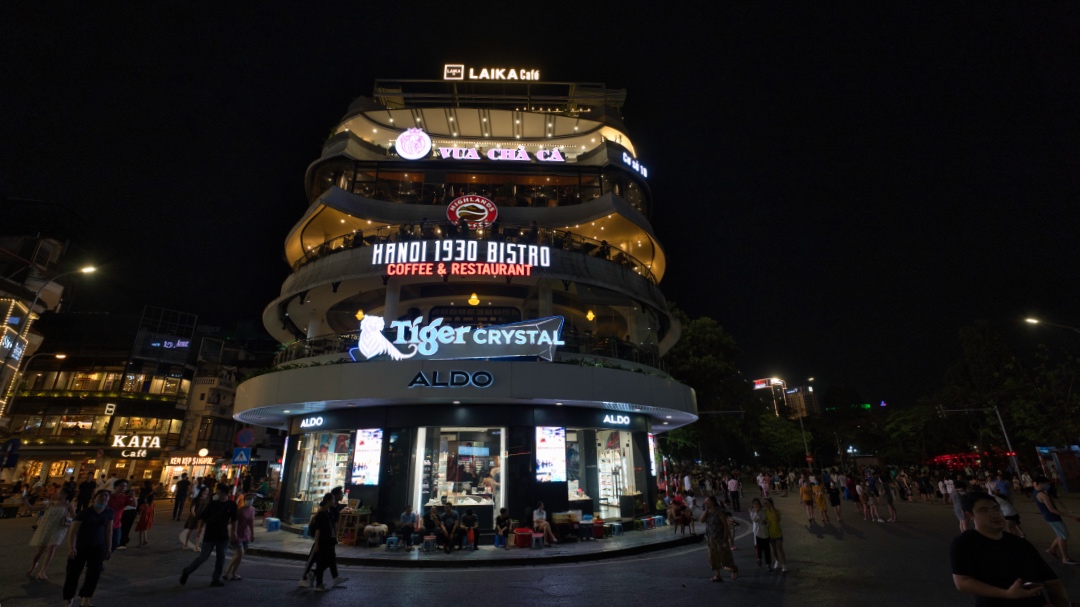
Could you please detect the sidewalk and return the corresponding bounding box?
[246,519,705,568]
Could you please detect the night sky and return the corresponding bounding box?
[3,4,1079,407]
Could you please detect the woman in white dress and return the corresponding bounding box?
[25,487,76,580]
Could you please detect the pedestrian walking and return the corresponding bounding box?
[105,480,132,550]
[223,493,255,581]
[76,475,95,513]
[1033,475,1080,565]
[172,473,191,521]
[62,490,113,607]
[179,483,238,587]
[700,496,737,582]
[181,486,209,550]
[135,492,155,547]
[827,482,843,523]
[952,481,969,532]
[749,498,772,570]
[308,493,348,590]
[763,497,787,572]
[799,480,816,524]
[25,487,76,580]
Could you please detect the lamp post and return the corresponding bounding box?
[1025,317,1080,334]
[21,266,96,337]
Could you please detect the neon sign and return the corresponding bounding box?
[112,435,162,449]
[447,195,498,228]
[300,416,324,428]
[396,128,432,160]
[407,370,493,388]
[622,151,648,178]
[372,240,550,267]
[170,456,215,466]
[443,64,540,81]
[603,415,630,425]
[437,147,565,163]
[121,449,148,458]
[350,315,565,362]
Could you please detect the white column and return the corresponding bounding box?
[538,281,553,318]
[384,282,401,321]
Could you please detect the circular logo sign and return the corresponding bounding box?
[396,128,432,160]
[447,195,498,228]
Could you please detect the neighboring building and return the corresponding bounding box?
[234,67,698,528]
[785,385,820,419]
[0,198,87,419]
[1,306,196,485]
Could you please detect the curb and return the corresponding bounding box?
[247,533,703,568]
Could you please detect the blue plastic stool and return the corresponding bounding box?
[411,533,423,548]
[299,524,311,538]
[422,535,438,552]
[264,518,280,532]
[610,522,624,536]
[531,533,545,548]
[385,536,400,551]
[494,533,506,548]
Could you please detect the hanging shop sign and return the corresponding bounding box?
[407,369,494,388]
[112,434,162,449]
[443,64,540,81]
[371,239,551,278]
[622,151,648,178]
[351,315,565,362]
[447,195,498,228]
[436,147,565,163]
[169,456,216,466]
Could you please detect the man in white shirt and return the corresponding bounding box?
[727,477,741,512]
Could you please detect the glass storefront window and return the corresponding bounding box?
[41,415,61,436]
[58,415,96,436]
[103,372,123,391]
[72,372,102,391]
[597,429,637,519]
[414,427,504,527]
[123,374,145,392]
[284,431,354,524]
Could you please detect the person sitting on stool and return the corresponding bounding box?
[398,504,418,549]
[533,501,558,546]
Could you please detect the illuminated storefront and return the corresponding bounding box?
[235,68,696,528]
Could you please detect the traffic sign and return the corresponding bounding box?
[232,447,251,465]
[805,454,814,464]
[235,428,255,447]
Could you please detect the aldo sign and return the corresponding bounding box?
[299,416,324,429]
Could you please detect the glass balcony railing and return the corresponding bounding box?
[272,330,663,371]
[294,222,658,283]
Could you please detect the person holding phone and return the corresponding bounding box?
[951,491,1070,606]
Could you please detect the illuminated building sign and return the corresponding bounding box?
[170,456,216,466]
[753,378,784,390]
[447,195,498,228]
[407,370,493,388]
[443,64,540,81]
[351,315,565,361]
[372,240,551,278]
[437,147,565,163]
[396,128,433,160]
[121,449,149,458]
[300,416,324,428]
[112,435,162,449]
[622,151,648,178]
[150,339,189,349]
[603,414,631,425]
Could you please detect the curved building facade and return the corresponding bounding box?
[235,69,696,528]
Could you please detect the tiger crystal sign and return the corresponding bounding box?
[349,315,565,362]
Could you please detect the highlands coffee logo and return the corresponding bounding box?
[350,315,565,362]
[447,195,498,228]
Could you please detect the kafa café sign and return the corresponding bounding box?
[350,315,565,362]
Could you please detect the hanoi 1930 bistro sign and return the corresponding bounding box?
[351,315,565,362]
[371,238,551,278]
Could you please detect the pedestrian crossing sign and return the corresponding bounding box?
[232,447,251,465]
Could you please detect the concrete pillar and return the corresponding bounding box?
[538,281,553,318]
[384,282,401,321]
[306,312,325,340]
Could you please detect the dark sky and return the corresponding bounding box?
[3,4,1079,406]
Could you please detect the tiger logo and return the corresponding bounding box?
[356,314,417,360]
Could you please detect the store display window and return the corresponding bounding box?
[535,427,566,482]
[285,431,354,523]
[413,426,504,527]
[566,430,591,501]
[351,429,383,485]
[597,429,637,518]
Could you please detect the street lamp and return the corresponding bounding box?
[22,266,95,336]
[1025,317,1080,334]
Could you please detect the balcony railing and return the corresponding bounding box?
[272,329,663,370]
[293,222,657,283]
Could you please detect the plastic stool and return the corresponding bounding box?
[634,520,646,531]
[601,523,613,538]
[494,533,507,548]
[610,522,623,536]
[411,533,423,547]
[385,536,400,551]
[422,535,438,552]
[299,524,311,538]
[264,517,280,532]
[580,524,594,540]
[531,533,545,548]
[644,518,656,530]
[652,515,665,527]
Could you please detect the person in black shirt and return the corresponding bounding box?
[440,503,461,554]
[76,475,96,513]
[494,507,512,550]
[180,483,236,587]
[460,508,479,550]
[951,491,1070,606]
[309,494,347,590]
[63,489,113,607]
[173,474,191,521]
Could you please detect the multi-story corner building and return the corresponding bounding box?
[785,385,821,419]
[234,66,697,527]
[0,198,87,419]
[2,307,196,485]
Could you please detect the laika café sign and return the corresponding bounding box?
[350,315,565,362]
[371,239,551,278]
[444,64,540,81]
